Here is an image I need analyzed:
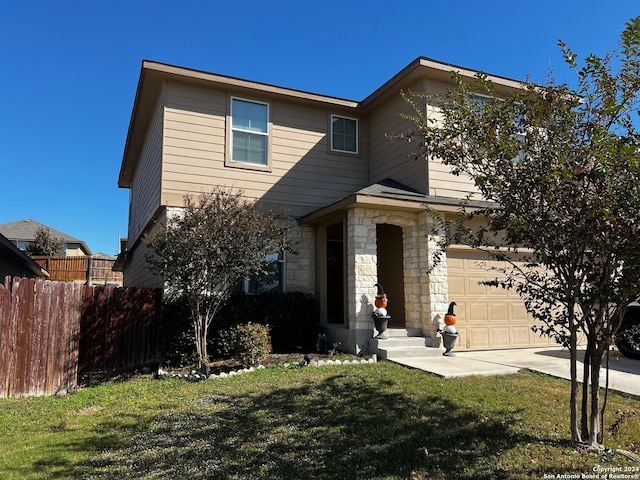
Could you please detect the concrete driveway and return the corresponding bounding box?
[388,346,640,398]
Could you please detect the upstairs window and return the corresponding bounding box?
[331,115,358,154]
[231,98,269,166]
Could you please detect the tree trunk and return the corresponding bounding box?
[588,348,604,449]
[569,314,582,443]
[581,344,591,439]
[193,315,204,368]
[202,318,209,366]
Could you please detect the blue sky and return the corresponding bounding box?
[1,1,637,255]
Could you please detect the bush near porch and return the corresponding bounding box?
[159,292,320,367]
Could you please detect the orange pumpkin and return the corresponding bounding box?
[374,283,388,308]
[444,301,457,325]
[375,294,388,309]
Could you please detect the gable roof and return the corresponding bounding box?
[360,56,523,109]
[0,232,49,278]
[0,219,92,255]
[118,57,525,189]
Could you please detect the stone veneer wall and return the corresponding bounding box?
[346,207,449,351]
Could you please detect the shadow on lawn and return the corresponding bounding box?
[24,368,552,479]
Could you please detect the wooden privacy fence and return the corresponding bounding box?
[31,255,124,285]
[0,277,162,399]
[79,285,162,375]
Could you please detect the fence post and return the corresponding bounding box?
[86,256,92,285]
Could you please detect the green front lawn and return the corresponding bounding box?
[0,362,638,479]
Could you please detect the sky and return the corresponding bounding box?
[1,1,638,256]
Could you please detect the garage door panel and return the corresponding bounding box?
[448,276,466,296]
[489,302,509,321]
[464,327,490,348]
[461,301,488,321]
[511,301,529,318]
[467,277,489,295]
[489,327,510,346]
[511,326,534,345]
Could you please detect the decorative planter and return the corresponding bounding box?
[441,331,459,356]
[373,314,391,339]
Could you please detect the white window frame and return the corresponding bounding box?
[230,97,270,167]
[330,114,358,154]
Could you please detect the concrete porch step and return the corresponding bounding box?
[370,336,430,350]
[369,330,442,360]
[377,346,443,360]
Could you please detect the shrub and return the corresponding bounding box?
[214,327,237,359]
[233,323,271,368]
[158,297,197,367]
[214,292,319,353]
[161,291,320,366]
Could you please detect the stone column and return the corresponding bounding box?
[346,208,377,332]
[421,213,449,345]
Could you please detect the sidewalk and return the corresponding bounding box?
[388,346,640,398]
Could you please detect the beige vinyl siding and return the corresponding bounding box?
[123,241,163,288]
[368,80,427,192]
[64,246,86,257]
[422,78,482,200]
[161,82,368,217]
[429,161,479,198]
[367,76,484,201]
[128,94,164,245]
[425,102,480,198]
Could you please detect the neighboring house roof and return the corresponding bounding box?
[118,57,525,189]
[0,232,49,279]
[0,219,92,255]
[299,178,496,225]
[92,252,116,260]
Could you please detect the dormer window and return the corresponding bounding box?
[331,115,358,154]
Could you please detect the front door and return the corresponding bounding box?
[376,224,405,327]
[326,221,345,324]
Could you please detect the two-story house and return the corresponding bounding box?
[117,57,552,354]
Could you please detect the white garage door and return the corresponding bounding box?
[447,248,553,350]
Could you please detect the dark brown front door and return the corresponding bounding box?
[376,223,405,327]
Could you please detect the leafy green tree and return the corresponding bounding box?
[402,17,640,449]
[26,227,64,256]
[145,188,293,367]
